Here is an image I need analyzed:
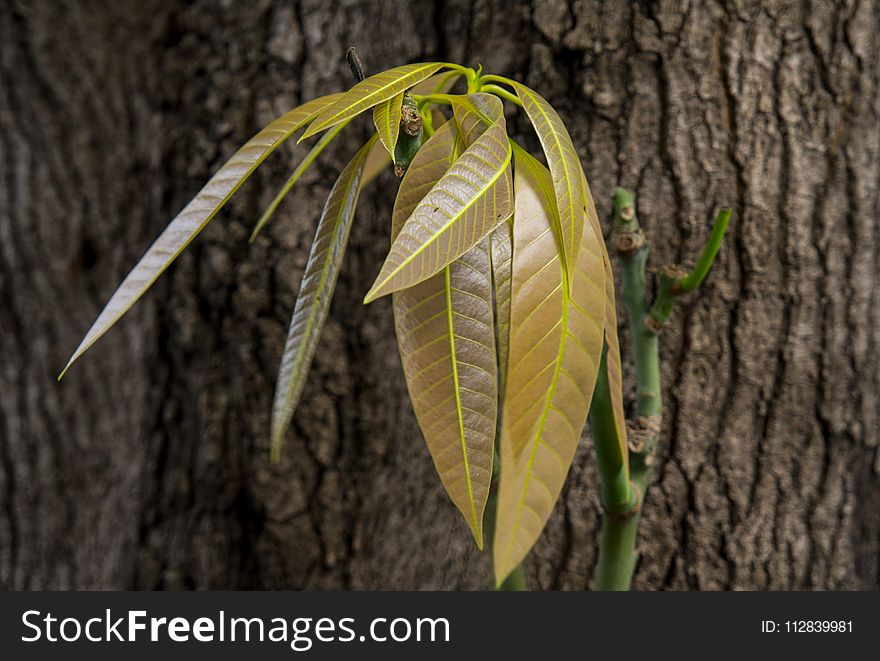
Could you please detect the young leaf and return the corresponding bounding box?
[392,120,497,546]
[492,148,606,585]
[270,135,378,460]
[490,219,512,391]
[301,62,444,140]
[250,119,350,243]
[364,95,512,303]
[372,92,404,162]
[507,80,588,286]
[60,93,341,377]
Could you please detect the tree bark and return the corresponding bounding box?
[1,0,877,590]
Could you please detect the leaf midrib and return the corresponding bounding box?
[444,267,480,546]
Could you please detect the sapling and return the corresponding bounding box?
[59,51,729,590]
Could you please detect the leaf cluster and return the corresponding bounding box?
[61,61,629,585]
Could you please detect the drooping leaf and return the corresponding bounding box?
[270,135,378,460]
[364,94,512,303]
[490,219,512,391]
[301,62,444,140]
[507,80,587,286]
[372,92,404,162]
[391,119,497,546]
[493,148,606,585]
[59,93,341,377]
[584,177,629,464]
[250,119,350,243]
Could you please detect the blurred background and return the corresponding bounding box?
[0,0,878,590]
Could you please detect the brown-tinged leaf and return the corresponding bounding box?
[492,147,606,585]
[507,81,587,285]
[365,94,512,302]
[391,119,496,546]
[270,135,378,459]
[491,219,513,391]
[60,93,342,378]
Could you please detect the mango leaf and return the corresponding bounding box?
[301,62,444,140]
[490,220,513,391]
[493,147,606,585]
[59,93,341,377]
[250,119,350,243]
[584,177,629,464]
[364,94,512,303]
[411,70,462,96]
[392,119,496,546]
[507,80,587,286]
[270,135,378,460]
[372,92,404,162]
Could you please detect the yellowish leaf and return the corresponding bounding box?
[492,147,606,585]
[507,81,587,286]
[301,62,444,140]
[372,92,404,162]
[391,120,496,546]
[365,94,512,302]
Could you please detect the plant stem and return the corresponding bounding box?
[591,188,662,591]
[589,347,639,590]
[591,189,731,590]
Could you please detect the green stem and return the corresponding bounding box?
[590,347,638,591]
[679,209,731,292]
[589,348,635,514]
[596,510,640,590]
[481,84,524,107]
[591,188,662,591]
[591,189,731,590]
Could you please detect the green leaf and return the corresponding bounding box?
[270,135,378,460]
[391,119,497,547]
[372,92,404,162]
[301,62,444,140]
[507,81,587,287]
[250,119,350,243]
[493,147,606,585]
[364,94,512,303]
[59,93,342,378]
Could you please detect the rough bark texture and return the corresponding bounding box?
[1,0,878,590]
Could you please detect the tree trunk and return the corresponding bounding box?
[1,0,877,590]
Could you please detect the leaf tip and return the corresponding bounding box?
[362,286,381,305]
[57,355,77,381]
[299,123,323,142]
[270,432,283,464]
